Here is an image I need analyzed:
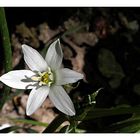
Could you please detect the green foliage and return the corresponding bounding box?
[105,117,140,133]
[10,118,49,127]
[98,48,125,88]
[81,106,140,121]
[43,114,68,133]
[0,8,12,109]
[0,126,37,133]
[0,126,20,133]
[133,84,140,95]
[6,89,140,133]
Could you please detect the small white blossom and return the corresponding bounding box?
[0,39,84,116]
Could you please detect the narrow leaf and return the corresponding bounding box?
[10,118,49,127]
[0,126,20,133]
[75,106,140,121]
[0,7,12,109]
[43,114,68,133]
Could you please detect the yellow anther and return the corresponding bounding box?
[41,72,50,84]
[31,67,54,87]
[40,68,54,86]
[31,76,41,81]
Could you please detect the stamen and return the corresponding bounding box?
[40,71,54,87]
[41,72,50,83]
[39,81,43,86]
[31,67,54,87]
[31,76,41,81]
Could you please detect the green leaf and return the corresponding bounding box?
[0,125,38,133]
[74,88,102,122]
[10,118,48,127]
[128,20,139,32]
[75,106,140,121]
[82,88,102,108]
[103,117,140,133]
[43,114,68,133]
[23,128,38,133]
[59,125,70,133]
[98,48,125,88]
[0,126,20,133]
[88,88,103,105]
[0,8,12,109]
[133,84,140,95]
[0,8,12,73]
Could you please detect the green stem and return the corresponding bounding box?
[0,8,12,109]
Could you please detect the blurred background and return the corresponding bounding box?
[0,7,140,133]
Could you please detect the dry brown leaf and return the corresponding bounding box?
[72,32,98,46]
[11,34,22,68]
[64,17,80,30]
[15,23,40,48]
[62,37,86,81]
[38,23,61,44]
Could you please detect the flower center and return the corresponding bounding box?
[31,67,54,87]
[41,72,50,84]
[40,70,54,86]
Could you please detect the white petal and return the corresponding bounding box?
[0,70,37,89]
[45,39,63,70]
[26,86,49,115]
[49,86,75,116]
[55,68,84,85]
[22,44,48,72]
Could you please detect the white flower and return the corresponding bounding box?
[0,39,84,116]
